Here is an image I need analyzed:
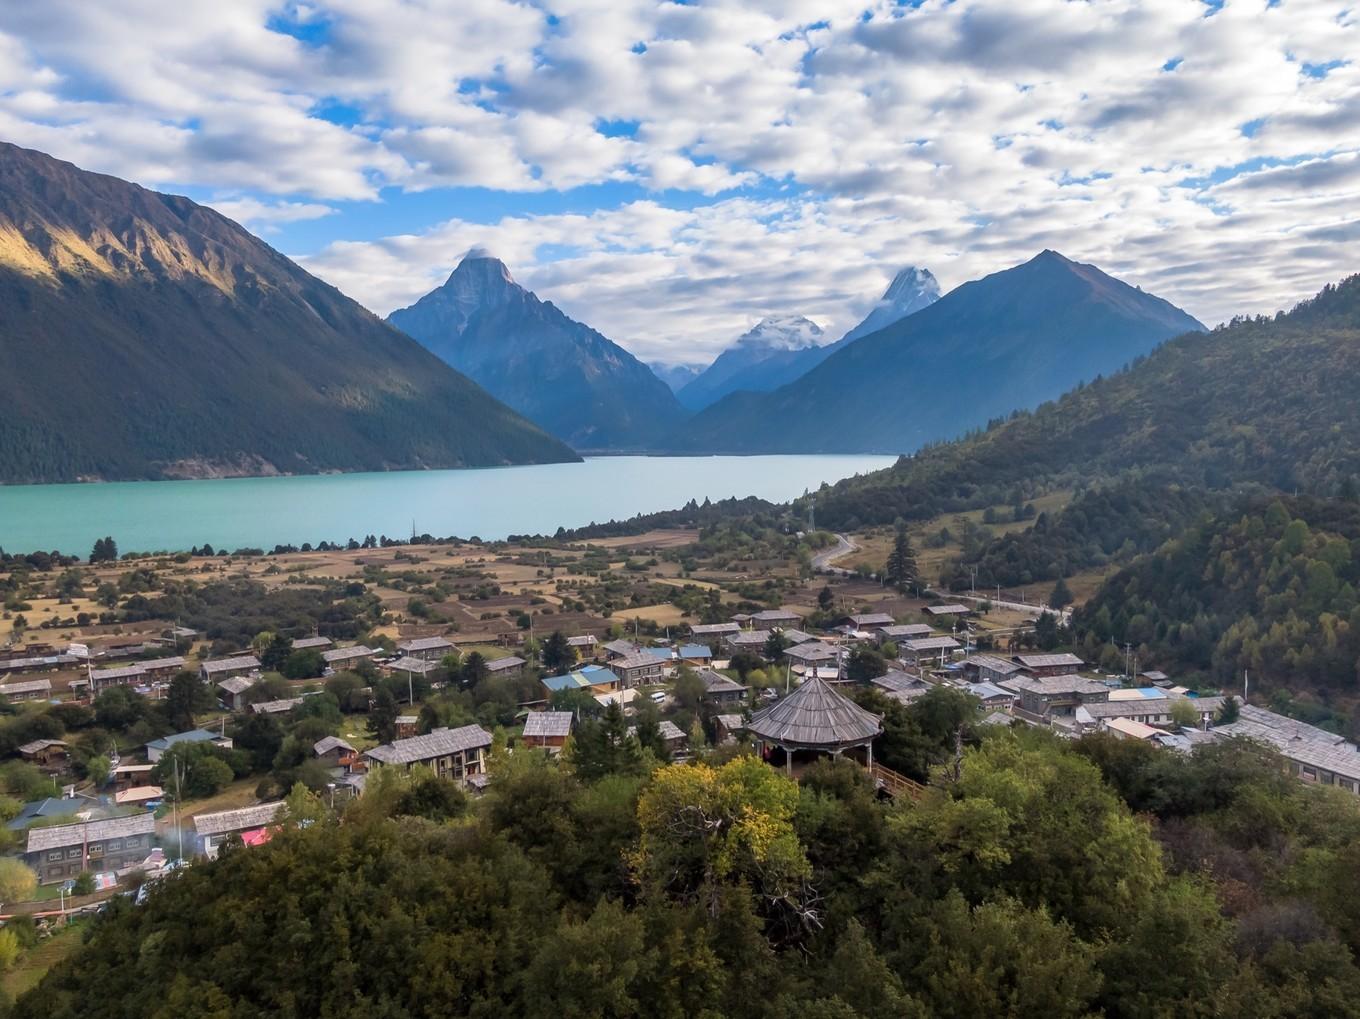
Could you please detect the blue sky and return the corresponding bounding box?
[0,0,1356,364]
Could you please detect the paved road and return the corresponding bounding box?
[812,533,859,574]
[946,591,1072,625]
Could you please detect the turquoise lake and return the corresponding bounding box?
[0,455,895,554]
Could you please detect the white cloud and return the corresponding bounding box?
[0,0,1356,361]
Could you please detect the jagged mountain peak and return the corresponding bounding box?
[388,252,686,449]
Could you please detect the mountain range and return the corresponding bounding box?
[665,251,1204,454]
[388,251,686,449]
[0,143,576,483]
[805,272,1360,531]
[674,267,941,411]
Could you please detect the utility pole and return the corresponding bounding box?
[969,565,978,593]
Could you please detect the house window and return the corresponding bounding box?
[1302,766,1317,780]
[126,836,142,849]
[47,850,64,862]
[67,848,82,860]
[88,843,104,858]
[108,839,123,851]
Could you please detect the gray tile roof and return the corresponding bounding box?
[387,656,441,674]
[485,655,526,672]
[0,678,52,696]
[322,645,375,664]
[879,624,935,639]
[747,677,882,749]
[193,801,284,837]
[1215,705,1360,781]
[202,655,261,675]
[523,711,573,738]
[688,623,740,636]
[396,636,454,653]
[612,652,663,671]
[27,812,155,853]
[291,636,334,650]
[1014,653,1086,669]
[216,675,258,695]
[314,736,356,756]
[365,724,493,766]
[903,636,961,652]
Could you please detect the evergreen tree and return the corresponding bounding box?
[817,585,835,612]
[884,523,918,594]
[369,687,399,745]
[542,631,574,674]
[1049,577,1074,610]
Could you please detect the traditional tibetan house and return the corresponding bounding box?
[364,725,492,784]
[688,623,741,639]
[0,677,51,702]
[747,677,883,777]
[699,670,748,705]
[216,674,258,711]
[611,652,665,687]
[1012,652,1085,678]
[724,630,772,655]
[396,636,455,661]
[484,655,527,680]
[291,635,334,651]
[200,655,261,684]
[522,711,574,753]
[193,801,285,859]
[878,624,935,643]
[872,670,933,704]
[714,714,747,744]
[749,608,803,628]
[16,739,69,767]
[845,612,896,630]
[899,636,962,666]
[924,604,972,619]
[313,736,357,765]
[25,813,156,884]
[322,645,378,671]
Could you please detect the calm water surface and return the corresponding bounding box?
[0,455,894,554]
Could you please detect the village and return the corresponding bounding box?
[0,523,1355,960]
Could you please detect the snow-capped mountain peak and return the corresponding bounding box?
[735,315,825,352]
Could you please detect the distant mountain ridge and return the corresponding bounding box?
[650,362,702,394]
[676,315,826,410]
[0,143,577,484]
[388,252,686,449]
[666,251,1203,454]
[675,267,941,412]
[805,272,1360,531]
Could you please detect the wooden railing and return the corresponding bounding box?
[866,761,926,800]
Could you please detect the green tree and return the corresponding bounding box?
[460,652,489,689]
[570,701,643,781]
[89,536,119,564]
[165,671,210,731]
[1170,697,1200,729]
[542,630,574,674]
[817,585,835,612]
[1049,576,1074,610]
[368,687,399,745]
[259,633,293,672]
[884,523,918,594]
[847,647,887,683]
[0,858,37,905]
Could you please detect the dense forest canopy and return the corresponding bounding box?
[17,728,1360,1018]
[1075,496,1360,720]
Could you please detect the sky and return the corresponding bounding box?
[0,0,1357,366]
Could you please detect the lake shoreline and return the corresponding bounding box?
[0,455,894,556]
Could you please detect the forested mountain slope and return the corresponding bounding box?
[807,274,1360,531]
[1073,495,1360,705]
[0,144,577,483]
